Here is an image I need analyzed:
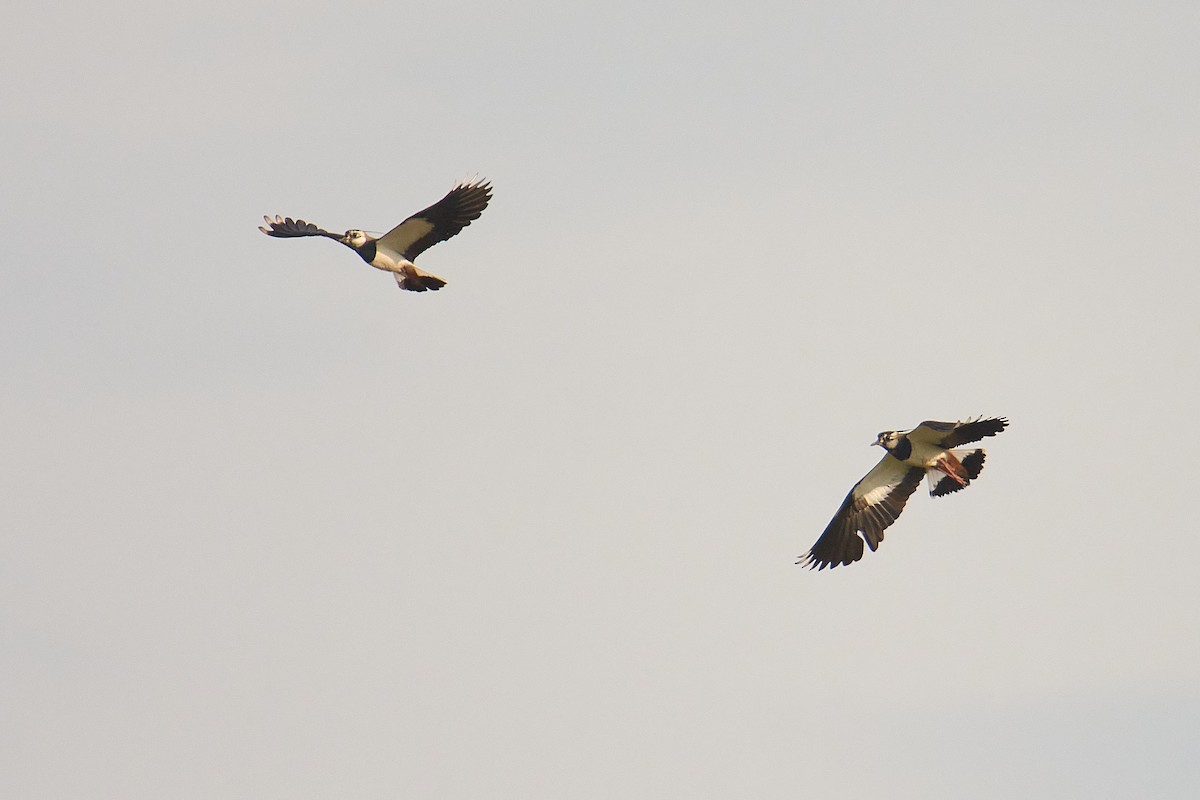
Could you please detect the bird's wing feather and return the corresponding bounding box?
[259,215,341,240]
[799,456,924,570]
[910,417,1009,447]
[376,180,492,260]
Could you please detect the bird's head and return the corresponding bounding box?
[873,431,902,450]
[340,229,371,248]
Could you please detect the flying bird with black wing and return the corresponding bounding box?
[259,178,492,291]
[799,417,1009,570]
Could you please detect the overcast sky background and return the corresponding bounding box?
[4,1,1199,797]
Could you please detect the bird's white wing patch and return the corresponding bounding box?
[377,218,435,258]
[854,455,914,505]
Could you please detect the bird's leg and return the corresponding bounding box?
[933,453,969,486]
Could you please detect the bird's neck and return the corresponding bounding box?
[887,436,912,461]
[350,239,376,264]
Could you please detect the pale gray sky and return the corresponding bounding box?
[4,1,1199,797]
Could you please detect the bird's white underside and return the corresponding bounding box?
[365,249,409,272]
[904,439,956,468]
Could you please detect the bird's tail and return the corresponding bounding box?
[927,448,986,497]
[395,268,447,292]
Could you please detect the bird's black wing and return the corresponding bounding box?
[259,215,341,240]
[912,417,1009,448]
[799,456,925,570]
[377,179,492,261]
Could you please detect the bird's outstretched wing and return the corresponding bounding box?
[910,417,1009,448]
[799,456,924,570]
[259,215,341,240]
[377,179,492,261]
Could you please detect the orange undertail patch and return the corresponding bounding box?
[933,452,969,486]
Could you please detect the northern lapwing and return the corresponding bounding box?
[259,178,492,291]
[799,416,1009,570]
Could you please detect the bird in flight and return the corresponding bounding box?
[799,416,1009,570]
[259,178,492,291]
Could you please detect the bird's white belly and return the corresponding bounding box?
[369,251,412,274]
[906,440,948,467]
